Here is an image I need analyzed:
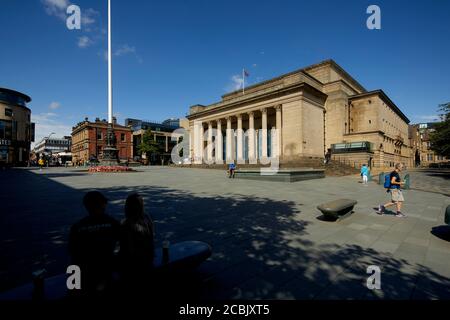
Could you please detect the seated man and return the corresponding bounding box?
[228,163,236,179]
[68,191,120,296]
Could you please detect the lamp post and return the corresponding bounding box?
[101,0,119,165]
[45,132,55,167]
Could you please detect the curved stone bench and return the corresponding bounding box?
[0,241,212,300]
[317,199,357,221]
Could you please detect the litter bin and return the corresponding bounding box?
[378,172,385,185]
[403,174,410,190]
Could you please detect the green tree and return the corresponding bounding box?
[429,102,450,157]
[137,129,161,160]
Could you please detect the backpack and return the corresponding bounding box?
[383,173,391,189]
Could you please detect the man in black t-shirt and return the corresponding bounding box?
[377,163,406,217]
[68,191,120,295]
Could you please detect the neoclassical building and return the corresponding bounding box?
[186,59,412,169]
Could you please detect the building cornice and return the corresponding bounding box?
[187,82,327,120]
[303,59,367,94]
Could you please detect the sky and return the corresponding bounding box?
[1,0,450,144]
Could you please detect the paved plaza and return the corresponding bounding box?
[1,166,450,299]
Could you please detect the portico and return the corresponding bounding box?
[191,106,283,164]
[187,75,327,165]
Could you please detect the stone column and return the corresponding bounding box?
[275,104,282,158]
[189,128,193,162]
[216,119,223,164]
[226,116,233,162]
[200,124,205,162]
[248,111,255,163]
[261,108,268,159]
[207,121,213,162]
[237,114,244,163]
[193,121,203,164]
[165,135,169,153]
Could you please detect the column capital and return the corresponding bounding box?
[275,104,282,111]
[260,107,267,114]
[216,118,222,125]
[237,113,242,120]
[247,110,254,117]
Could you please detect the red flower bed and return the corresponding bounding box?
[88,166,135,173]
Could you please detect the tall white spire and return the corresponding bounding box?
[107,0,113,124]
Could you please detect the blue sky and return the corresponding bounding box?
[1,0,449,143]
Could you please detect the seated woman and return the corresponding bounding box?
[118,193,155,291]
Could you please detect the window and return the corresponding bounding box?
[121,133,126,142]
[97,132,103,140]
[369,120,372,124]
[5,108,13,117]
[0,120,12,140]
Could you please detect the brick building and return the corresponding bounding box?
[71,117,133,164]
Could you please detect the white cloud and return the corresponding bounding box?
[99,44,143,63]
[49,102,61,110]
[413,115,440,122]
[77,36,92,48]
[226,74,244,92]
[31,112,72,147]
[42,0,71,21]
[81,8,98,27]
[115,44,136,57]
[42,0,97,26]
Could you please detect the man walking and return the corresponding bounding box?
[228,163,236,179]
[377,163,407,218]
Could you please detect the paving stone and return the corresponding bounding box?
[1,167,450,300]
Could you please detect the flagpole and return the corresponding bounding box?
[107,0,113,124]
[242,68,245,95]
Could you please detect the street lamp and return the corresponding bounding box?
[45,132,55,167]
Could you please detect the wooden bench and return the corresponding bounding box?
[0,241,212,300]
[317,199,357,221]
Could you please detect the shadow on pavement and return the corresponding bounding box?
[1,168,450,299]
[431,225,450,242]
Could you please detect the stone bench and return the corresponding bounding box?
[235,168,325,182]
[317,199,357,221]
[0,241,212,300]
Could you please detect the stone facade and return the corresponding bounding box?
[186,59,412,169]
[0,88,34,166]
[414,123,448,166]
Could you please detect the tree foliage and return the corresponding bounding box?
[137,129,161,157]
[429,103,450,157]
